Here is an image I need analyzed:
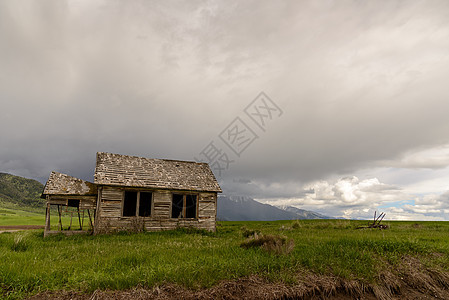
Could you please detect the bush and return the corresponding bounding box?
[240,226,261,238]
[240,234,295,255]
[292,221,301,229]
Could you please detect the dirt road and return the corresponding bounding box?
[0,225,44,233]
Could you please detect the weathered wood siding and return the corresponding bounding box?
[99,186,123,218]
[47,195,96,209]
[95,186,217,234]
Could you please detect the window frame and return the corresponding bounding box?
[121,189,154,217]
[170,192,199,219]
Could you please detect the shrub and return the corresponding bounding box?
[292,221,301,229]
[279,225,292,231]
[240,234,295,255]
[240,226,261,238]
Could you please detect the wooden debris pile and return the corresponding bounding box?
[357,211,389,230]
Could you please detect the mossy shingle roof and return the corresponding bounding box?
[42,171,97,197]
[94,152,222,192]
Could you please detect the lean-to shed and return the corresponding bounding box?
[42,172,97,237]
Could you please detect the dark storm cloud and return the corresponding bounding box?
[1,0,449,212]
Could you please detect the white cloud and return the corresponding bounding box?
[260,176,406,219]
[402,191,449,216]
[259,176,449,220]
[382,207,445,221]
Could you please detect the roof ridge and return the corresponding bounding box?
[97,152,205,165]
[49,171,94,183]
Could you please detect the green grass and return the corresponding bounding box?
[0,205,89,229]
[0,206,44,226]
[1,220,449,299]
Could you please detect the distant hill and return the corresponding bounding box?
[0,172,45,209]
[217,195,330,221]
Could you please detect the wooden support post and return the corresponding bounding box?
[45,202,51,233]
[58,205,63,231]
[81,209,85,230]
[78,207,82,230]
[136,192,140,217]
[93,186,102,235]
[87,209,93,230]
[68,212,73,230]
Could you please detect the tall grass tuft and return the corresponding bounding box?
[10,234,28,252]
[240,226,261,238]
[291,220,301,229]
[240,234,295,255]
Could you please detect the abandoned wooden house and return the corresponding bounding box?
[41,152,222,237]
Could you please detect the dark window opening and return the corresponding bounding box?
[123,191,137,217]
[185,195,197,218]
[139,192,152,217]
[172,194,184,218]
[171,194,197,219]
[67,199,80,208]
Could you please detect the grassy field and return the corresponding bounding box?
[1,220,449,299]
[0,206,44,226]
[0,205,91,229]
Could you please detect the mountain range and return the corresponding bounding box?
[217,195,330,221]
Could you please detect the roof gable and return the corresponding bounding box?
[94,152,222,192]
[42,171,97,197]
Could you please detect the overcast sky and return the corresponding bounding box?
[1,0,449,220]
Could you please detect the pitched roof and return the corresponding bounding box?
[94,152,222,192]
[42,171,97,197]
